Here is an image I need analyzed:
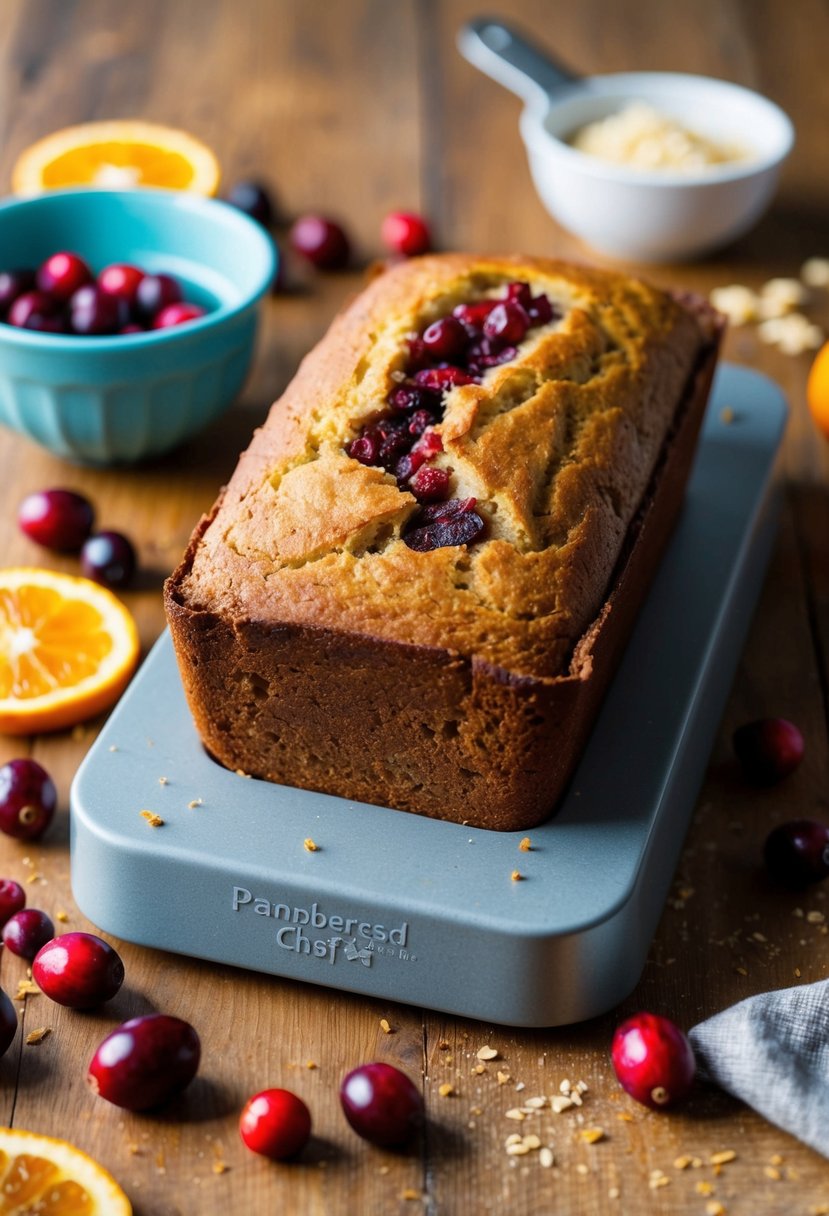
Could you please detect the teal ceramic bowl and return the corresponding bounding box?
[0,189,276,464]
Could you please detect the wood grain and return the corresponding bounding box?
[0,1,828,1212]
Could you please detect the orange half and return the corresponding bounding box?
[0,1127,131,1214]
[12,120,220,195]
[0,567,139,735]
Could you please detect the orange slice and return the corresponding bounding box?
[0,1127,131,1214]
[11,120,220,195]
[0,567,139,735]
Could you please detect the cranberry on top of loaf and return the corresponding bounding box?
[175,255,708,680]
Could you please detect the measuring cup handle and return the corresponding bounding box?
[457,17,580,109]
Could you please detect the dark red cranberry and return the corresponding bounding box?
[8,290,59,330]
[378,425,413,470]
[340,1062,423,1147]
[227,180,274,228]
[414,366,476,391]
[97,263,144,307]
[381,211,431,258]
[411,429,443,459]
[0,759,57,842]
[80,531,136,589]
[527,294,555,324]
[135,273,182,321]
[0,880,25,928]
[240,1088,312,1160]
[422,316,468,362]
[453,300,494,336]
[764,820,829,888]
[404,500,485,552]
[119,323,145,335]
[388,383,440,414]
[484,300,530,346]
[151,302,206,329]
[0,269,36,316]
[26,312,67,334]
[2,909,54,960]
[733,718,804,784]
[409,465,450,503]
[37,252,92,302]
[408,409,437,437]
[69,285,125,336]
[88,1014,200,1111]
[347,433,380,465]
[506,280,533,308]
[406,336,432,371]
[611,1012,696,1109]
[33,931,125,1009]
[18,488,94,551]
[290,215,350,270]
[0,987,16,1058]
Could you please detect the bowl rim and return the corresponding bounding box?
[519,70,795,188]
[0,187,277,351]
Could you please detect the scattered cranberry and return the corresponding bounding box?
[764,820,829,888]
[408,465,450,502]
[33,931,124,1009]
[0,880,25,928]
[422,316,468,361]
[0,759,57,841]
[8,290,59,330]
[239,1088,312,1160]
[453,300,494,334]
[36,252,92,302]
[733,718,804,784]
[88,1014,200,1111]
[484,300,530,345]
[80,531,136,589]
[611,1012,696,1109]
[381,211,431,257]
[404,499,485,552]
[0,269,36,316]
[290,215,350,270]
[97,263,144,307]
[413,366,476,391]
[227,180,274,228]
[0,987,16,1058]
[69,285,125,336]
[18,488,94,551]
[388,383,440,415]
[2,908,55,960]
[151,302,206,329]
[135,273,182,322]
[340,1062,424,1147]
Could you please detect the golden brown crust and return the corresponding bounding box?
[176,254,706,679]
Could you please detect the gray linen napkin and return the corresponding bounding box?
[689,977,829,1158]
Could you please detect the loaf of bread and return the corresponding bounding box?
[165,255,721,830]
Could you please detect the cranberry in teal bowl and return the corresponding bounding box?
[0,189,276,464]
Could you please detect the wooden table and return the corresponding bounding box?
[1,2,828,1212]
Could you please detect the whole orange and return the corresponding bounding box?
[807,341,829,440]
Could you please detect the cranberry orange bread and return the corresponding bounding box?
[165,255,721,831]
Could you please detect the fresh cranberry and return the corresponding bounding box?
[69,285,125,336]
[0,880,25,928]
[227,180,274,228]
[453,300,494,336]
[8,290,59,330]
[408,410,438,438]
[80,531,136,589]
[97,263,144,307]
[0,988,16,1058]
[611,1012,696,1109]
[135,273,182,321]
[340,1062,423,1147]
[409,466,450,502]
[414,366,476,391]
[88,1014,200,1111]
[381,211,431,257]
[422,316,468,362]
[18,488,94,551]
[377,425,412,470]
[403,499,485,552]
[2,909,54,960]
[394,449,427,482]
[733,718,804,783]
[151,302,206,329]
[411,429,443,459]
[764,820,829,888]
[406,336,431,371]
[0,759,57,842]
[506,281,533,308]
[527,294,555,324]
[388,383,441,414]
[290,215,350,270]
[347,433,380,465]
[484,300,530,346]
[33,931,124,1009]
[0,269,36,316]
[240,1088,312,1160]
[37,252,92,302]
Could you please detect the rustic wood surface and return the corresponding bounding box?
[0,1,828,1213]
